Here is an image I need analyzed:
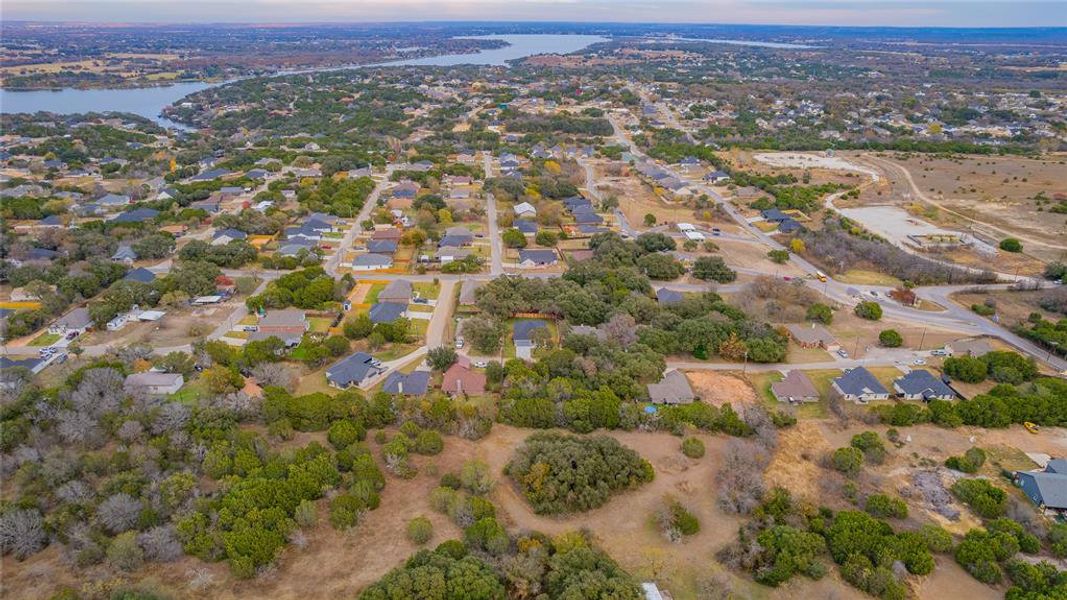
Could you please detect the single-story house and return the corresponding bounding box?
[514,202,537,218]
[704,170,730,183]
[771,370,819,403]
[648,370,696,404]
[213,228,248,245]
[831,368,890,404]
[778,218,802,234]
[786,324,839,351]
[442,359,487,396]
[893,370,955,401]
[946,338,993,358]
[326,352,384,389]
[513,319,549,360]
[438,247,473,264]
[189,168,233,182]
[110,208,160,224]
[352,253,394,271]
[371,228,403,241]
[111,244,138,263]
[761,208,790,223]
[258,309,308,337]
[248,330,303,347]
[50,307,92,335]
[573,211,604,226]
[378,279,412,304]
[391,181,419,199]
[369,302,407,324]
[382,370,431,396]
[439,226,474,247]
[191,196,222,213]
[518,249,558,268]
[285,224,323,242]
[124,372,184,396]
[514,220,538,235]
[367,239,399,255]
[277,242,315,257]
[1016,459,1067,514]
[97,193,131,208]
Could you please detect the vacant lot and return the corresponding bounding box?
[952,288,1065,326]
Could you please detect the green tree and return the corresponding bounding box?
[502,228,527,249]
[878,329,903,347]
[806,303,833,324]
[854,301,882,321]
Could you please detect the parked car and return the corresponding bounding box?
[836,349,849,359]
[473,360,488,368]
[454,338,464,349]
[930,349,948,356]
[711,228,722,236]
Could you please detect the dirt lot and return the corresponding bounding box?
[827,306,963,358]
[858,153,1067,262]
[593,162,702,226]
[952,288,1065,327]
[687,371,760,406]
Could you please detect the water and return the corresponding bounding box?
[0,34,608,128]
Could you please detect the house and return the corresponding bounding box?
[704,170,730,183]
[258,309,308,337]
[518,249,558,268]
[563,196,592,211]
[572,211,604,225]
[946,338,994,358]
[392,181,420,199]
[326,352,384,389]
[97,193,131,208]
[437,246,472,264]
[831,368,890,403]
[192,295,224,305]
[110,207,159,224]
[123,267,156,284]
[277,242,315,257]
[369,302,407,324]
[372,228,403,241]
[656,288,684,305]
[647,370,696,404]
[761,208,790,223]
[514,202,537,218]
[367,239,399,254]
[189,168,233,182]
[439,226,474,247]
[514,220,538,235]
[111,245,138,264]
[778,219,802,234]
[771,370,819,403]
[893,370,955,401]
[442,360,487,396]
[786,324,839,351]
[156,187,180,201]
[124,372,184,396]
[382,370,431,396]
[213,228,248,246]
[1016,460,1067,513]
[191,196,222,213]
[353,253,394,271]
[107,313,131,331]
[378,279,412,304]
[683,230,705,241]
[513,319,549,360]
[50,307,92,335]
[37,215,65,228]
[285,224,323,242]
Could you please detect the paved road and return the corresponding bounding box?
[325,179,383,276]
[483,153,504,275]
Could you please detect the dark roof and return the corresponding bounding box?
[367,239,398,254]
[214,228,248,240]
[577,225,607,234]
[379,279,412,303]
[369,302,407,324]
[513,319,548,342]
[761,208,789,222]
[778,218,802,233]
[39,215,63,226]
[656,288,684,305]
[123,267,156,283]
[111,208,160,223]
[514,220,538,234]
[573,212,603,225]
[190,168,232,181]
[438,235,471,248]
[894,370,955,400]
[1018,471,1067,510]
[382,371,431,395]
[519,249,558,265]
[326,352,381,387]
[834,367,889,397]
[1047,459,1067,475]
[27,247,60,260]
[353,253,392,267]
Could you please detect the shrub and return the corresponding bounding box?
[943,356,987,383]
[854,301,883,321]
[806,302,833,324]
[918,525,953,553]
[878,329,903,348]
[951,479,1007,519]
[294,500,317,528]
[681,437,705,458]
[865,494,908,519]
[752,525,828,586]
[1000,238,1023,253]
[406,516,433,545]
[831,447,864,477]
[1049,523,1067,558]
[327,419,365,449]
[107,532,144,572]
[945,447,986,473]
[850,431,886,464]
[330,494,368,529]
[505,432,654,514]
[460,460,494,495]
[415,430,444,455]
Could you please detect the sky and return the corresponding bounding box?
[3,0,1066,27]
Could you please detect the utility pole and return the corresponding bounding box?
[918,326,927,351]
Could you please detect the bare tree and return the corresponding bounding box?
[0,509,47,559]
[139,525,182,562]
[598,313,638,347]
[716,439,769,515]
[70,368,125,416]
[251,363,298,392]
[56,410,103,447]
[151,402,190,435]
[96,493,142,534]
[56,479,93,504]
[117,420,145,443]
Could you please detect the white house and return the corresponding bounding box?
[513,202,537,218]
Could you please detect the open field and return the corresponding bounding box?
[952,288,1066,326]
[593,162,699,226]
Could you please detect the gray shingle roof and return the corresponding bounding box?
[369,302,406,324]
[894,370,955,400]
[513,319,548,342]
[648,370,695,404]
[833,367,889,397]
[382,371,431,395]
[123,267,156,283]
[326,352,382,388]
[519,249,557,265]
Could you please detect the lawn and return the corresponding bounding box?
[748,371,830,419]
[785,342,832,364]
[407,304,435,313]
[803,368,844,399]
[169,379,209,405]
[375,343,420,362]
[364,283,387,304]
[294,367,334,396]
[836,269,903,287]
[412,281,440,300]
[410,318,429,339]
[29,332,61,346]
[238,315,258,326]
[308,317,334,334]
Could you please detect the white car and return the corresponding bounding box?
[913,358,927,365]
[454,338,465,349]
[473,360,488,368]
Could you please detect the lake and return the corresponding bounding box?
[0,34,607,127]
